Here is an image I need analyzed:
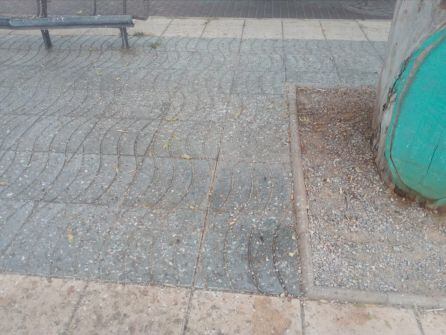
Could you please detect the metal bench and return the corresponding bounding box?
[0,15,134,49]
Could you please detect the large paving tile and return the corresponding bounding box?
[196,161,299,296]
[240,38,283,54]
[163,19,207,38]
[202,19,244,39]
[186,290,302,334]
[148,120,222,160]
[243,19,283,40]
[420,311,446,335]
[327,40,383,73]
[358,20,391,42]
[283,39,335,73]
[69,282,189,334]
[304,301,421,335]
[338,70,379,87]
[130,17,173,36]
[232,70,286,96]
[238,52,285,73]
[220,118,290,162]
[0,202,117,278]
[195,209,300,296]
[283,19,325,40]
[226,94,288,124]
[98,207,204,286]
[1,202,205,287]
[164,92,230,122]
[0,274,85,335]
[286,70,341,87]
[209,161,293,214]
[320,20,366,41]
[0,151,213,210]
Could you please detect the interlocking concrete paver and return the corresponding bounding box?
[69,281,189,334]
[304,300,421,335]
[0,274,85,335]
[186,290,302,334]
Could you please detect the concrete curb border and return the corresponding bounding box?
[286,83,446,309]
[287,83,314,293]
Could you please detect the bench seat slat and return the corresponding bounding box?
[1,15,134,29]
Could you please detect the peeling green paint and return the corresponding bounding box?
[385,28,446,207]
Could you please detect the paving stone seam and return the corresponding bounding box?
[287,83,446,309]
[181,116,225,335]
[300,298,307,335]
[226,21,244,95]
[413,307,428,335]
[317,20,342,81]
[356,19,386,63]
[62,281,90,334]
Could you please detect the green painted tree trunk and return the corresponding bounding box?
[373,0,446,210]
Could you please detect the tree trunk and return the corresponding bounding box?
[373,0,446,210]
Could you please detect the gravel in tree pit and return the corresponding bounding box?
[297,87,446,296]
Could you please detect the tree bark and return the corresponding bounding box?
[373,0,446,209]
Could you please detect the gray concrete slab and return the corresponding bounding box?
[0,32,387,297]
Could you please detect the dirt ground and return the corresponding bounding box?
[297,87,446,296]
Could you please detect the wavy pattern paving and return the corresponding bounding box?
[0,32,359,296]
[196,161,299,295]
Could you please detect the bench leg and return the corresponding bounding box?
[120,28,129,49]
[41,29,52,49]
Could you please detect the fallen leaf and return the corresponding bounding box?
[67,227,74,244]
[181,154,192,160]
[165,116,178,122]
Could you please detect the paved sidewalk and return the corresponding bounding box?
[1,273,445,334]
[1,15,443,334]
